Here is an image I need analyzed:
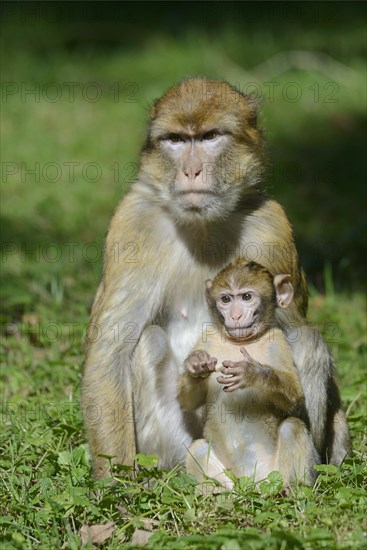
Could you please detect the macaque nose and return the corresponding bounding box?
[231,309,243,321]
[182,149,203,182]
[183,166,202,180]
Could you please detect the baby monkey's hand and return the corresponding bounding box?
[217,347,268,392]
[184,350,218,379]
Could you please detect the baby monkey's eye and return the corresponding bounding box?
[167,133,185,143]
[202,130,220,141]
[242,292,252,301]
[220,295,231,304]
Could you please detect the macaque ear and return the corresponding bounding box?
[274,274,293,308]
[244,93,261,127]
[205,279,213,290]
[205,279,213,305]
[149,99,159,120]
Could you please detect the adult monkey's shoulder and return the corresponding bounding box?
[236,194,308,316]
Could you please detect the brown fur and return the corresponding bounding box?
[82,78,350,478]
[178,261,319,485]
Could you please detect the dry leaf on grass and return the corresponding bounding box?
[131,529,154,546]
[80,521,115,546]
[139,518,159,531]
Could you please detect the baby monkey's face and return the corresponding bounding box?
[206,260,294,342]
[215,285,262,339]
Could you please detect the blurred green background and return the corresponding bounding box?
[1,5,366,547]
[1,1,366,323]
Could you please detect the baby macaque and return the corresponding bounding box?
[178,259,320,489]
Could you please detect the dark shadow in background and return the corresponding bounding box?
[1,1,366,296]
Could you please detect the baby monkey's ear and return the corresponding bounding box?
[205,279,213,290]
[205,279,214,306]
[274,274,293,308]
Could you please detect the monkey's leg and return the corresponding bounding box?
[132,326,202,470]
[274,417,320,485]
[186,439,234,491]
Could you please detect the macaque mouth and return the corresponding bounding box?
[178,190,217,195]
[225,313,259,334]
[178,190,219,212]
[226,320,256,332]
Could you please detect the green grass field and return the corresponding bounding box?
[1,3,366,548]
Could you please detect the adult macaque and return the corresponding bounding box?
[82,78,350,478]
[179,259,320,488]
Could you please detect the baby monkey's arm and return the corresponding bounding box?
[178,350,217,411]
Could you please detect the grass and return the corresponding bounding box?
[1,289,366,549]
[1,3,366,548]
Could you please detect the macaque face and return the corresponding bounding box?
[216,286,262,338]
[206,260,294,340]
[140,79,264,223]
[158,130,231,214]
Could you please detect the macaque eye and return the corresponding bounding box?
[202,130,220,141]
[220,295,231,304]
[167,133,185,143]
[242,292,253,301]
